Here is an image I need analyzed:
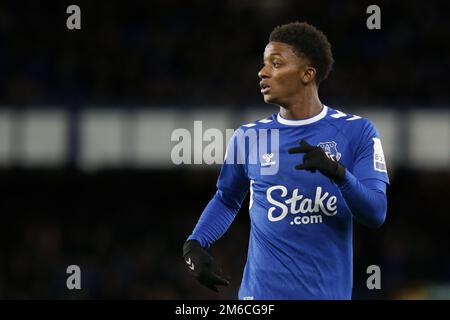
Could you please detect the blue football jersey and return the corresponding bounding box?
[216,105,389,300]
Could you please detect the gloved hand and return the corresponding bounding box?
[288,139,346,182]
[182,240,230,292]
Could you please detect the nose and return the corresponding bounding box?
[258,65,270,79]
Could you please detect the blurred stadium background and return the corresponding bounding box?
[1,0,449,299]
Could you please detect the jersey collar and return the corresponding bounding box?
[277,105,328,126]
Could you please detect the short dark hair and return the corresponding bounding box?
[269,22,334,85]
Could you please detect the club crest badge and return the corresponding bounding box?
[318,141,341,161]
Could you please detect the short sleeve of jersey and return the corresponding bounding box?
[351,120,390,185]
[216,129,250,205]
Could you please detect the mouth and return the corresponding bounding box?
[260,82,271,94]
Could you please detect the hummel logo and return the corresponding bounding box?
[185,257,195,270]
[261,153,276,167]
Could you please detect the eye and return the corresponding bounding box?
[272,62,281,68]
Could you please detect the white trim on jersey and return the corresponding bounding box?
[330,110,347,118]
[276,105,328,126]
[346,115,362,121]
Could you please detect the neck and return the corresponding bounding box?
[279,87,323,120]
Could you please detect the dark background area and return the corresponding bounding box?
[1,0,449,107]
[1,0,449,299]
[2,169,450,299]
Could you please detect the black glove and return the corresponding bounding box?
[182,240,230,292]
[288,139,346,182]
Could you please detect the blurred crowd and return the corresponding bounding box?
[0,0,449,108]
[1,168,449,299]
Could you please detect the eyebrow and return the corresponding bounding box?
[263,53,283,60]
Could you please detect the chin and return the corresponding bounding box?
[263,95,278,105]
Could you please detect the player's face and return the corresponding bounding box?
[258,42,308,105]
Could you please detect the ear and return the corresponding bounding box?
[301,67,317,85]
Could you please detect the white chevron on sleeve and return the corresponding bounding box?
[331,110,347,118]
[346,115,362,121]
